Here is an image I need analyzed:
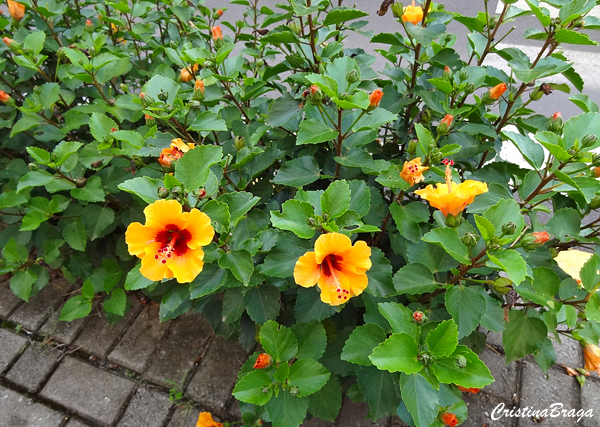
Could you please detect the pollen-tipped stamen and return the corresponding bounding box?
[324,256,349,300]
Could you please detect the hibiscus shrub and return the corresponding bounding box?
[2,0,600,426]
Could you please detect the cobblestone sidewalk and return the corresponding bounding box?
[0,278,599,427]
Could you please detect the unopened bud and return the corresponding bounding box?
[590,194,600,210]
[346,69,359,84]
[188,100,201,109]
[193,79,205,101]
[464,83,475,95]
[203,60,213,68]
[455,355,468,368]
[502,222,517,235]
[493,277,513,295]
[412,311,427,323]
[234,136,245,150]
[288,20,301,35]
[546,112,563,134]
[157,90,168,102]
[3,37,19,50]
[391,2,404,18]
[582,134,598,149]
[119,83,129,93]
[215,8,223,18]
[445,213,463,228]
[462,233,478,247]
[157,187,169,198]
[0,90,13,104]
[443,66,452,79]
[171,186,183,196]
[407,139,418,155]
[521,231,550,250]
[429,149,443,165]
[459,69,468,81]
[309,85,323,105]
[529,87,544,101]
[28,162,39,171]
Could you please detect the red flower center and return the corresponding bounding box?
[321,254,349,300]
[154,225,192,263]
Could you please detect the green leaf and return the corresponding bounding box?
[89,112,118,143]
[159,283,192,321]
[365,248,395,297]
[292,322,327,360]
[118,177,161,204]
[307,377,342,422]
[202,200,230,230]
[321,180,350,219]
[369,333,423,374]
[0,192,28,209]
[124,266,154,291]
[400,373,439,427]
[288,359,330,397]
[580,254,600,293]
[474,215,496,242]
[17,170,54,193]
[297,119,339,145]
[70,176,105,202]
[323,7,369,25]
[503,131,545,169]
[341,323,387,366]
[188,111,227,132]
[422,228,470,264]
[81,279,94,300]
[10,269,38,302]
[219,249,254,284]
[190,263,228,298]
[59,295,93,321]
[427,320,459,357]
[348,180,370,216]
[81,205,114,241]
[546,208,580,242]
[564,112,600,150]
[483,198,525,240]
[445,286,486,339]
[175,145,223,192]
[233,371,273,405]
[266,390,308,427]
[3,239,28,264]
[430,345,494,388]
[555,28,598,45]
[356,366,401,419]
[405,23,446,45]
[24,31,46,55]
[503,310,548,364]
[270,200,315,239]
[487,249,528,285]
[267,93,302,128]
[294,287,338,323]
[103,288,127,316]
[259,233,312,278]
[223,288,246,324]
[352,108,397,132]
[218,192,259,224]
[272,156,321,187]
[260,320,298,362]
[144,74,179,104]
[390,202,430,243]
[393,263,437,295]
[62,218,87,251]
[378,302,417,338]
[245,285,281,324]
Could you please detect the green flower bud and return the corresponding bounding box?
[445,213,463,228]
[391,2,403,18]
[420,108,432,124]
[28,162,39,171]
[529,87,544,101]
[172,186,183,196]
[33,86,42,95]
[464,83,475,95]
[576,375,586,387]
[188,100,201,109]
[582,134,598,148]
[546,112,564,134]
[502,222,517,236]
[309,85,323,105]
[203,60,214,68]
[454,355,467,368]
[459,70,469,81]
[437,122,450,136]
[120,83,129,93]
[493,277,513,295]
[158,90,168,102]
[420,353,433,365]
[288,21,301,35]
[407,139,418,155]
[589,195,600,210]
[234,136,245,150]
[462,232,478,247]
[346,69,359,84]
[429,149,443,165]
[57,47,66,60]
[256,58,264,68]
[521,231,550,251]
[307,217,318,227]
[157,187,169,198]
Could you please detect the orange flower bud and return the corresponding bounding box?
[444,66,451,73]
[211,26,223,41]
[489,82,507,100]
[441,412,458,427]
[144,113,153,121]
[3,37,16,48]
[553,111,561,120]
[310,85,319,95]
[412,311,423,322]
[402,1,423,25]
[441,114,453,127]
[253,353,272,369]
[584,343,600,375]
[216,9,223,17]
[7,0,25,20]
[368,89,383,108]
[86,19,92,28]
[0,90,11,104]
[531,231,550,244]
[593,166,600,178]
[194,79,205,94]
[457,385,481,394]
[140,92,146,99]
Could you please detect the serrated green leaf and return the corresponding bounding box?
[341,323,387,366]
[321,180,350,219]
[369,333,423,374]
[59,295,93,321]
[260,320,298,362]
[503,310,548,364]
[445,286,486,339]
[288,359,330,397]
[426,319,459,357]
[175,145,223,192]
[233,370,273,405]
[270,200,315,239]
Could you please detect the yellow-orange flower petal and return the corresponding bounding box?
[554,249,593,284]
[415,180,488,217]
[402,1,423,25]
[294,232,371,306]
[8,0,26,20]
[489,83,507,100]
[197,412,224,427]
[400,157,429,186]
[126,200,214,283]
[584,343,600,375]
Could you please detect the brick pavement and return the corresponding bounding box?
[0,278,598,427]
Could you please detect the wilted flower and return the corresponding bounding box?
[158,138,196,168]
[457,386,481,394]
[125,200,214,283]
[180,64,199,83]
[441,412,458,426]
[253,353,272,369]
[294,233,372,306]
[400,157,428,186]
[196,412,224,427]
[402,0,423,25]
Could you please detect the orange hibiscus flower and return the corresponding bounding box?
[181,64,199,83]
[7,0,25,20]
[196,412,223,427]
[489,83,507,100]
[158,138,195,168]
[294,233,371,306]
[457,385,481,394]
[368,89,383,107]
[253,353,272,369]
[400,157,428,186]
[211,26,223,41]
[402,1,423,25]
[441,412,458,426]
[125,200,214,283]
[415,160,487,217]
[584,343,600,375]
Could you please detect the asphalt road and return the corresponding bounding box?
[207,0,600,118]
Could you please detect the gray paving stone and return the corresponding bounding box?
[462,392,514,427]
[482,328,504,348]
[519,361,580,427]
[40,356,136,427]
[0,385,65,427]
[39,300,94,344]
[228,398,242,420]
[109,306,170,372]
[166,407,201,427]
[5,342,61,392]
[65,419,93,427]
[117,386,173,427]
[479,348,519,402]
[0,278,23,318]
[581,379,600,427]
[335,397,388,427]
[0,328,28,373]
[144,312,213,388]
[554,336,583,367]
[186,336,248,412]
[9,278,74,331]
[73,296,141,358]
